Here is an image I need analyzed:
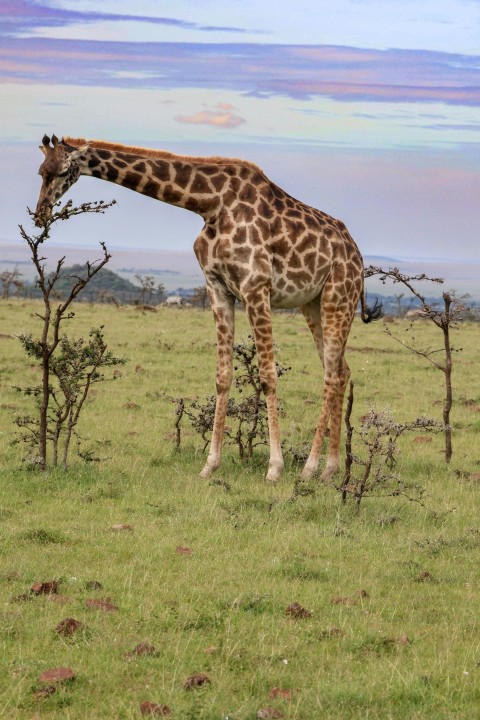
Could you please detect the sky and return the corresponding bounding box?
[1,0,480,265]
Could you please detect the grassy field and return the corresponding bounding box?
[0,300,479,719]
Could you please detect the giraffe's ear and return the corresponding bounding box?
[39,145,47,155]
[68,143,90,161]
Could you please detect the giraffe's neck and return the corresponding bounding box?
[75,144,225,219]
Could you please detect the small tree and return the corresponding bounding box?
[15,199,122,470]
[135,273,156,304]
[365,265,468,463]
[16,326,125,468]
[157,282,166,304]
[393,292,405,317]
[0,267,24,299]
[191,285,210,310]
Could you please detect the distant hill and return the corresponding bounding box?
[49,264,138,297]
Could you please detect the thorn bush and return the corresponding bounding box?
[173,336,290,459]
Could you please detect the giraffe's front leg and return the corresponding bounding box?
[199,290,235,479]
[245,289,284,483]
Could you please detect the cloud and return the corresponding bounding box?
[269,80,480,105]
[175,109,246,129]
[1,17,480,109]
[2,0,262,38]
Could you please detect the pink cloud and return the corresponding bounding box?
[175,109,246,129]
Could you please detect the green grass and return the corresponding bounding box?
[0,300,479,719]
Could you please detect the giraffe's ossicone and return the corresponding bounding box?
[35,135,381,483]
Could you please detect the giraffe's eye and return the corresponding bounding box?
[58,169,69,177]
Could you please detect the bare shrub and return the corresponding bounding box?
[340,382,442,508]
[173,337,289,459]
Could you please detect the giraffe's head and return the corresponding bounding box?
[35,134,89,225]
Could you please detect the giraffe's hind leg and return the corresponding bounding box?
[321,355,350,481]
[300,282,355,481]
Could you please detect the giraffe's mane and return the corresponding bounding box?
[63,137,264,174]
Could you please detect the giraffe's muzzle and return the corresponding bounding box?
[34,201,52,227]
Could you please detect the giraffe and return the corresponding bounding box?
[35,134,381,483]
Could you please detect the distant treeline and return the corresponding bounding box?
[1,264,478,316]
[1,264,207,306]
[371,293,479,317]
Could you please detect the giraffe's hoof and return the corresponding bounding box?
[265,466,282,483]
[320,462,340,482]
[300,464,316,481]
[199,464,214,479]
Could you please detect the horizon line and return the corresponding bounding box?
[1,238,479,265]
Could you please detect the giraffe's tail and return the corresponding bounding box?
[360,292,383,324]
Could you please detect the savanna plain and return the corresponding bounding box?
[0,300,479,719]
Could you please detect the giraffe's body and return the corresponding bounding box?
[36,135,380,482]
